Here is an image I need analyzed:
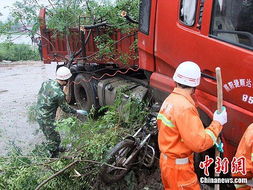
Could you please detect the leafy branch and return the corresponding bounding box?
[0,93,148,189]
[35,160,79,190]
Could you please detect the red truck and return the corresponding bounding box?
[39,0,253,185]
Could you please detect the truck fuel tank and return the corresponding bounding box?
[97,77,148,107]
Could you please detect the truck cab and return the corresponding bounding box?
[138,0,253,165]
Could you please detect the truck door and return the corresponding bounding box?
[208,0,253,158]
[154,0,253,160]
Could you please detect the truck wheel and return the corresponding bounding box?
[100,139,136,184]
[74,74,98,110]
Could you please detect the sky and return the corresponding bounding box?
[0,0,50,22]
[0,0,17,21]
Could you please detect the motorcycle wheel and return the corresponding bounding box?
[100,139,136,184]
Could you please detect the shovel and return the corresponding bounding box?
[214,67,223,190]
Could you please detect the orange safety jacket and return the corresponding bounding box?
[233,124,253,190]
[158,88,222,159]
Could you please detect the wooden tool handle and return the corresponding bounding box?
[214,67,223,190]
[216,67,223,112]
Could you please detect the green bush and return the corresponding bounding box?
[0,95,148,189]
[0,42,40,61]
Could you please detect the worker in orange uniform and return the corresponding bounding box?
[157,61,227,189]
[232,123,253,190]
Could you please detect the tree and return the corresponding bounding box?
[2,0,139,62]
[1,0,138,37]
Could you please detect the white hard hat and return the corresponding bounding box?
[173,61,201,87]
[56,66,72,80]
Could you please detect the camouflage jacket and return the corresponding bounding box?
[36,79,76,123]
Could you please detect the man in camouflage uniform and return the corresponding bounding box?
[36,66,87,157]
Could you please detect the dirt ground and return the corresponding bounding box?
[0,61,58,155]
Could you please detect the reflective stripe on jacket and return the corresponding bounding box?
[158,88,222,159]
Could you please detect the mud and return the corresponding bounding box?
[0,61,58,155]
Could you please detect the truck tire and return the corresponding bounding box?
[74,74,98,110]
[100,139,136,184]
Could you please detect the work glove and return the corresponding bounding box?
[213,106,227,126]
[76,110,88,116]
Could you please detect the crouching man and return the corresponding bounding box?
[36,66,87,157]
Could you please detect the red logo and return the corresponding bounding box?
[199,156,247,176]
[215,156,229,174]
[199,155,214,176]
[231,156,246,175]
